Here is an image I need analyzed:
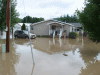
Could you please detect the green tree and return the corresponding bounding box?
[32,17,44,23]
[0,0,19,34]
[22,23,26,30]
[39,17,44,21]
[10,0,19,35]
[53,14,79,23]
[22,15,33,23]
[0,0,7,31]
[22,16,44,23]
[17,18,23,23]
[76,0,100,43]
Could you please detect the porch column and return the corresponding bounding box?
[49,25,50,35]
[62,25,63,31]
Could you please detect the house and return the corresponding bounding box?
[13,23,32,34]
[68,23,82,31]
[30,20,76,38]
[68,23,83,34]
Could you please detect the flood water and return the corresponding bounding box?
[0,33,100,75]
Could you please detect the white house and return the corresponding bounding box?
[13,23,32,34]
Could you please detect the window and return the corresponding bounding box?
[18,31,23,34]
[31,26,34,30]
[77,29,79,31]
[23,31,28,34]
[72,28,73,32]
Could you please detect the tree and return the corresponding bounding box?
[0,0,7,32]
[22,16,44,23]
[0,0,19,34]
[10,0,19,27]
[22,23,26,30]
[32,17,44,23]
[10,0,19,36]
[76,0,100,43]
[22,15,33,23]
[17,18,23,23]
[53,14,79,23]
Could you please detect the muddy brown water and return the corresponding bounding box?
[0,36,100,75]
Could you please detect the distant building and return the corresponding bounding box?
[13,23,32,34]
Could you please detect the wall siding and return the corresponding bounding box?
[30,22,49,35]
[30,20,74,36]
[64,25,71,36]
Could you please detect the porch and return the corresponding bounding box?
[48,22,64,38]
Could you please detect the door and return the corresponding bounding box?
[56,26,60,35]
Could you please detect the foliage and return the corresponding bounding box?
[0,0,7,30]
[64,30,66,32]
[17,18,22,23]
[36,35,49,37]
[36,35,40,37]
[76,0,100,43]
[0,0,19,31]
[75,32,79,37]
[22,16,33,23]
[22,23,26,30]
[69,32,78,39]
[22,16,44,23]
[10,0,19,30]
[53,14,79,23]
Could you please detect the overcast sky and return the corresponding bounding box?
[16,0,85,20]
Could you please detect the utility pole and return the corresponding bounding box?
[6,0,10,53]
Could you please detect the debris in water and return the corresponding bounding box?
[63,52,68,56]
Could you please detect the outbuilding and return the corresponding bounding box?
[13,23,32,34]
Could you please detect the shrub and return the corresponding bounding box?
[75,32,79,37]
[36,35,40,37]
[64,30,66,32]
[41,35,49,37]
[36,35,49,37]
[69,32,77,39]
[22,23,26,30]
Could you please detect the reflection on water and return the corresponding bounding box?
[33,37,83,54]
[0,36,100,75]
[0,39,20,75]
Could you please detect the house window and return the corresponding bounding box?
[72,28,73,32]
[31,26,34,30]
[77,29,79,31]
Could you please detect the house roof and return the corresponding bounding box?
[31,20,54,25]
[67,23,82,27]
[31,19,75,27]
[17,23,32,26]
